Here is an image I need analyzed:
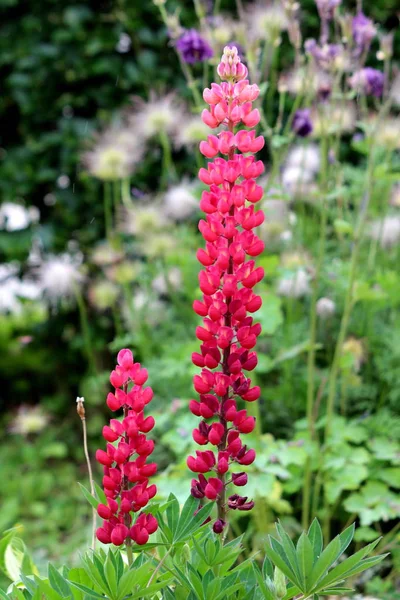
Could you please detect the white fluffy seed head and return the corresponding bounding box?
[316,297,336,318]
[38,253,84,302]
[163,182,198,221]
[277,268,311,298]
[369,216,400,249]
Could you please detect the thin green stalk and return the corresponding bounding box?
[113,179,121,215]
[121,177,131,207]
[146,547,173,587]
[302,133,329,530]
[322,139,378,539]
[265,44,280,126]
[159,130,175,188]
[103,182,113,241]
[76,399,96,549]
[125,539,133,565]
[324,156,375,442]
[155,1,203,108]
[74,284,96,375]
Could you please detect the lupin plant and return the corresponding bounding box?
[1,31,392,599]
[95,349,158,550]
[188,46,265,534]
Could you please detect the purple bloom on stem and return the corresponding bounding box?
[315,0,341,22]
[350,68,384,97]
[305,39,342,70]
[352,12,376,56]
[176,29,214,64]
[292,109,313,137]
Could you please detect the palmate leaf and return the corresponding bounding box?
[310,537,383,593]
[264,544,301,590]
[48,564,73,599]
[265,520,386,600]
[308,519,323,563]
[252,563,276,600]
[296,532,314,590]
[308,535,342,589]
[275,523,302,584]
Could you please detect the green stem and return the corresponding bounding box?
[103,182,112,241]
[113,179,121,214]
[322,129,379,537]
[146,547,173,587]
[302,134,329,530]
[159,130,175,188]
[74,284,96,375]
[121,178,131,207]
[265,44,280,126]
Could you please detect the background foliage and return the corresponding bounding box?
[1,0,400,597]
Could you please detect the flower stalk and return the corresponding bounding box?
[95,349,158,552]
[188,47,265,534]
[76,396,97,549]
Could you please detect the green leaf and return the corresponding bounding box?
[308,536,341,589]
[338,523,355,555]
[264,544,300,589]
[165,494,180,539]
[78,483,99,511]
[296,532,314,590]
[68,581,106,599]
[274,524,302,582]
[104,553,117,598]
[48,564,72,598]
[252,563,275,600]
[308,519,323,563]
[312,540,384,592]
[174,497,214,543]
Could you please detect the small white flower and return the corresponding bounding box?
[163,182,198,221]
[38,253,84,302]
[119,204,169,236]
[0,263,41,313]
[280,230,293,243]
[130,94,183,140]
[0,202,37,231]
[286,144,320,174]
[316,297,336,318]
[57,175,70,189]
[83,125,144,181]
[246,2,288,41]
[44,193,57,206]
[369,216,400,249]
[76,396,85,403]
[174,115,211,149]
[152,268,182,295]
[116,33,131,53]
[282,166,315,197]
[9,406,49,435]
[277,268,311,298]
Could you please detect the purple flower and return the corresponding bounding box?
[305,39,342,70]
[292,109,313,137]
[176,29,214,64]
[352,12,376,56]
[315,0,341,22]
[349,68,384,97]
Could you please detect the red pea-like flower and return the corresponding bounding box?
[95,349,158,547]
[188,46,264,530]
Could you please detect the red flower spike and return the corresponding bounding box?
[95,349,158,547]
[190,46,262,524]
